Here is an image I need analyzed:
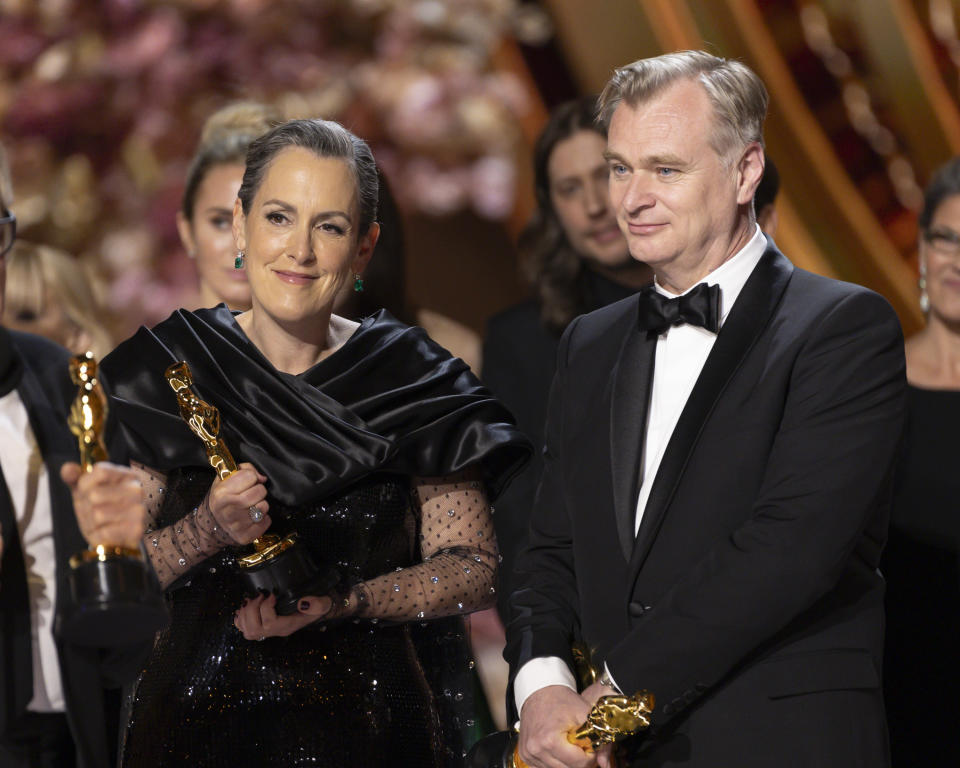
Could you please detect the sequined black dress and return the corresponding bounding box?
[101,307,529,768]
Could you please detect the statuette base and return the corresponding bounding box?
[239,535,338,616]
[61,556,169,647]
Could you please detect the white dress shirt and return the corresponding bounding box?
[0,387,65,713]
[514,225,767,716]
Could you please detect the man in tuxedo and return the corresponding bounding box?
[0,141,149,767]
[504,51,904,767]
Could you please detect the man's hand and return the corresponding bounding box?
[580,680,618,708]
[61,461,146,549]
[578,681,619,768]
[518,685,595,768]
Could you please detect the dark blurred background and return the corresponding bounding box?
[1,0,949,339]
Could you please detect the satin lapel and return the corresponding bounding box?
[609,321,657,562]
[629,246,794,576]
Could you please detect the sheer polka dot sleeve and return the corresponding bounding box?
[132,462,233,590]
[348,471,498,622]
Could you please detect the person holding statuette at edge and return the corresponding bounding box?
[503,51,905,768]
[99,118,530,766]
[0,140,152,768]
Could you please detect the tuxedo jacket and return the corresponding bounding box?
[504,242,906,767]
[0,330,143,768]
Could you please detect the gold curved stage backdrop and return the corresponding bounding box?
[539,0,960,335]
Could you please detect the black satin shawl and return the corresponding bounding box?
[101,306,530,506]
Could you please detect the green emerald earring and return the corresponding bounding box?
[234,250,245,269]
[353,274,364,293]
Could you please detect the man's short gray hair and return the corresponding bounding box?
[598,50,768,159]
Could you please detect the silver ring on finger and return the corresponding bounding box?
[248,505,263,523]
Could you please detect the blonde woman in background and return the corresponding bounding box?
[177,102,279,310]
[2,239,114,358]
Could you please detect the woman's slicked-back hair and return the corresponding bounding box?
[920,157,960,233]
[520,95,607,333]
[598,50,768,161]
[238,119,379,236]
[182,102,280,220]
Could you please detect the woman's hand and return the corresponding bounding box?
[61,461,146,549]
[234,591,353,640]
[207,462,271,545]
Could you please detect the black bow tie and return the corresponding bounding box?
[637,282,721,335]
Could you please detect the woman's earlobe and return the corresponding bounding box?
[232,198,247,251]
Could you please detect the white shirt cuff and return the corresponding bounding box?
[514,655,578,722]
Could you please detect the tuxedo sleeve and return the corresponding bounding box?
[503,317,582,717]
[605,289,905,724]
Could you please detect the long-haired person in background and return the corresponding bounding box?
[2,240,114,358]
[177,102,279,310]
[482,95,652,621]
[101,119,529,766]
[882,156,960,766]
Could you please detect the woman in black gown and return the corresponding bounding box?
[882,157,960,765]
[101,119,529,767]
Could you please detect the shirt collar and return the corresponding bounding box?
[654,224,766,326]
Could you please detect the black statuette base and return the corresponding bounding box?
[240,544,339,615]
[61,558,169,647]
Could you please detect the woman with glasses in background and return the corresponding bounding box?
[882,156,960,765]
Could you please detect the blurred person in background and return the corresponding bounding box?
[883,156,960,766]
[2,240,114,359]
[177,102,279,310]
[0,141,149,768]
[482,96,652,622]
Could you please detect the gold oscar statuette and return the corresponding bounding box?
[509,692,655,768]
[164,361,335,612]
[60,352,169,646]
[465,643,655,768]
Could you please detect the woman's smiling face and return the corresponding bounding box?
[233,146,376,326]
